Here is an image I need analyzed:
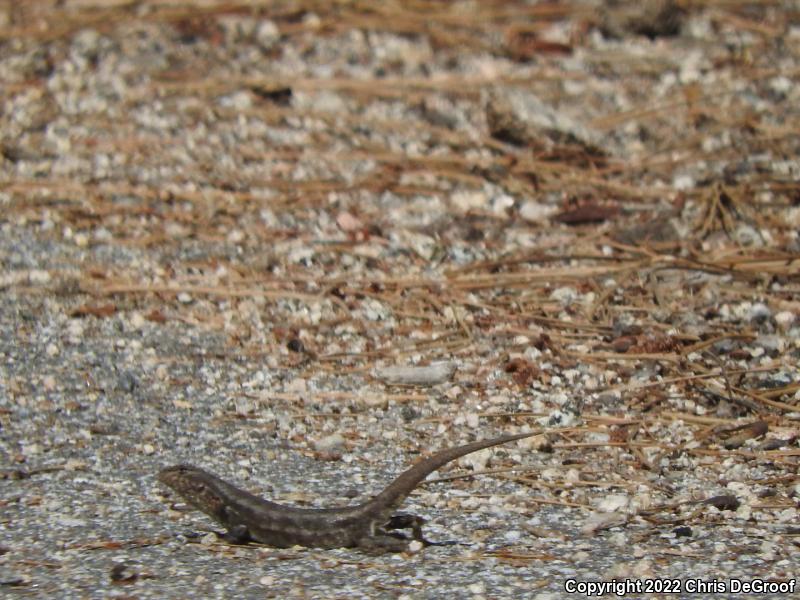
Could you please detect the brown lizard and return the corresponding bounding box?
[158,431,539,553]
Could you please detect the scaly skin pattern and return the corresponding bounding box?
[158,431,538,553]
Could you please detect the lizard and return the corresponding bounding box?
[158,431,540,553]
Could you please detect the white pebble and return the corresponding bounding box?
[375,362,455,386]
[28,269,51,284]
[314,433,345,453]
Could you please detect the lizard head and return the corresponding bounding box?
[158,464,228,520]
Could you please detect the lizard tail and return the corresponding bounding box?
[364,431,540,515]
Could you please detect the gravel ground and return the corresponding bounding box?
[1,1,799,598]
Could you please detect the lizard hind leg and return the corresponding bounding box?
[355,514,425,553]
[383,513,426,541]
[383,513,462,548]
